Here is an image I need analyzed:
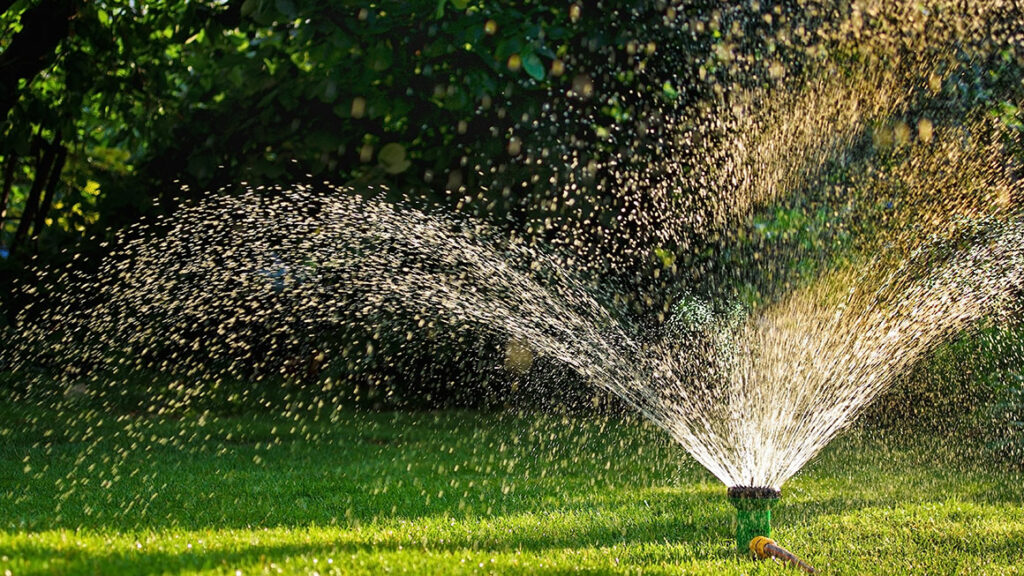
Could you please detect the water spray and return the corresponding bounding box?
[727,486,780,552]
[750,536,817,574]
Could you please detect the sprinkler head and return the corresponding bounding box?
[727,486,780,553]
[728,486,782,500]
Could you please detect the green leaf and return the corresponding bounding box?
[450,0,469,9]
[275,0,296,17]
[367,44,393,72]
[522,53,544,81]
[321,79,338,103]
[378,143,410,174]
[662,81,679,101]
[654,247,676,268]
[240,0,258,18]
[9,121,33,156]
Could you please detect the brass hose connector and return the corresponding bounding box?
[750,536,817,574]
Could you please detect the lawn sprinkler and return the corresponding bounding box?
[727,486,780,552]
[750,536,817,574]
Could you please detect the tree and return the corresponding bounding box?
[1,0,709,319]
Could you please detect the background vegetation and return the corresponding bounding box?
[0,0,716,279]
[0,0,1022,453]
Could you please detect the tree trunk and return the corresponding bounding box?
[0,152,16,233]
[10,138,57,255]
[31,143,67,244]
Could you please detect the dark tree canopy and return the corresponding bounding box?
[0,1,734,322]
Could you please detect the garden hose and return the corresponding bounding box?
[750,536,817,574]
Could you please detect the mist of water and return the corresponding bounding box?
[5,0,1024,490]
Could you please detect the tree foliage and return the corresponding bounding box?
[1,0,719,322]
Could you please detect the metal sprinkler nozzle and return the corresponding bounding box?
[750,536,817,574]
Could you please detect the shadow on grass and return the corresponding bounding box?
[5,512,734,576]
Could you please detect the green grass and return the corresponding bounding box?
[1,399,1022,575]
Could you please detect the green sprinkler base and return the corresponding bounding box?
[728,486,781,554]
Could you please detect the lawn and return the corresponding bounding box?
[1,399,1021,575]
